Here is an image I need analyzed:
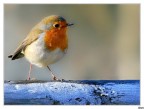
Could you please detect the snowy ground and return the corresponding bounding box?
[4,80,140,105]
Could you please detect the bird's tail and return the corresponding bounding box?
[8,53,24,60]
[8,55,13,58]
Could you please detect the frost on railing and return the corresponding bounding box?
[4,80,140,105]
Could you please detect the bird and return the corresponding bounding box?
[8,15,73,80]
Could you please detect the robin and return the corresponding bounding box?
[8,15,73,80]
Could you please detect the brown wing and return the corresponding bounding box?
[8,28,43,60]
[8,42,26,60]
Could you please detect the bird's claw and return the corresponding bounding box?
[52,76,65,82]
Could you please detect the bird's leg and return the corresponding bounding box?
[47,66,59,81]
[27,63,32,80]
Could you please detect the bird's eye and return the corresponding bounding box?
[53,23,60,28]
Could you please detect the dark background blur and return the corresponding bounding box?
[4,4,140,80]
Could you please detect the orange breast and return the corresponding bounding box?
[44,28,68,51]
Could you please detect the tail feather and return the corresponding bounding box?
[8,53,24,60]
[8,55,13,58]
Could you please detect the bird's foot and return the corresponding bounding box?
[26,77,31,81]
[26,77,36,81]
[52,76,65,82]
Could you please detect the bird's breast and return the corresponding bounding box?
[24,32,66,67]
[44,28,68,51]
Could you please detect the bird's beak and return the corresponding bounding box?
[67,23,74,27]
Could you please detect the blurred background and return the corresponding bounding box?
[4,4,140,80]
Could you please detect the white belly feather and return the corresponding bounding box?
[24,33,65,67]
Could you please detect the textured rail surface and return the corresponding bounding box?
[4,80,140,105]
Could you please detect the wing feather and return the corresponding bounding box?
[8,28,43,60]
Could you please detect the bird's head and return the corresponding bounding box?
[39,15,73,31]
